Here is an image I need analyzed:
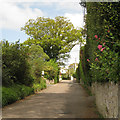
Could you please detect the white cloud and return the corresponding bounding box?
[56,2,83,13]
[64,13,84,28]
[0,2,44,30]
[0,0,80,2]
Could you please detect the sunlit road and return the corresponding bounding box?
[2,80,99,118]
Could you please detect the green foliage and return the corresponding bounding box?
[2,41,49,107]
[2,41,33,86]
[68,63,77,77]
[79,60,86,84]
[33,78,46,92]
[79,3,120,84]
[75,66,80,83]
[61,74,70,80]
[2,40,63,107]
[44,59,60,83]
[28,44,49,83]
[75,45,91,85]
[21,16,83,63]
[90,36,119,83]
[2,84,34,107]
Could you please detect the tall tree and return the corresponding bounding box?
[21,16,83,63]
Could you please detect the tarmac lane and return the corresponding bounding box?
[2,80,99,119]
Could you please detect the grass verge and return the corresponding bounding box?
[2,78,47,107]
[2,84,34,107]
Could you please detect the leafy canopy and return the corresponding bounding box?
[21,16,83,62]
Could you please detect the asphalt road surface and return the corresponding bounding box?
[2,80,99,118]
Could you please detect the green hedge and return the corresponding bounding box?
[79,3,120,84]
[44,59,60,84]
[86,3,120,83]
[2,84,34,107]
[75,64,80,83]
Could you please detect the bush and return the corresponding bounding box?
[2,84,34,107]
[2,41,33,86]
[2,41,50,107]
[61,74,69,80]
[28,45,49,84]
[75,65,80,83]
[33,78,46,92]
[44,59,60,83]
[90,38,119,83]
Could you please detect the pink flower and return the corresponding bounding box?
[95,58,98,61]
[108,30,110,33]
[99,38,100,40]
[98,45,102,50]
[101,47,105,52]
[101,48,104,52]
[103,42,106,45]
[95,35,98,39]
[87,59,90,62]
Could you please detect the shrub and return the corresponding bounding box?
[28,45,49,84]
[61,74,69,80]
[75,65,80,83]
[2,84,34,107]
[33,78,46,92]
[2,41,33,86]
[44,59,60,83]
[89,37,119,83]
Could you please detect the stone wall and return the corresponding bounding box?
[91,82,118,118]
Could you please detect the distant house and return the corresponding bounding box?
[60,67,68,74]
[59,67,68,81]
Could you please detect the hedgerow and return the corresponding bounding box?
[78,2,120,84]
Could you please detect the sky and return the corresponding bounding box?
[0,0,84,66]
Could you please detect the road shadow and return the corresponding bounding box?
[2,80,99,118]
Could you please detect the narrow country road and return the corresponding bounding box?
[2,80,99,118]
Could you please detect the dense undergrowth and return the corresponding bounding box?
[2,78,47,107]
[2,84,34,107]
